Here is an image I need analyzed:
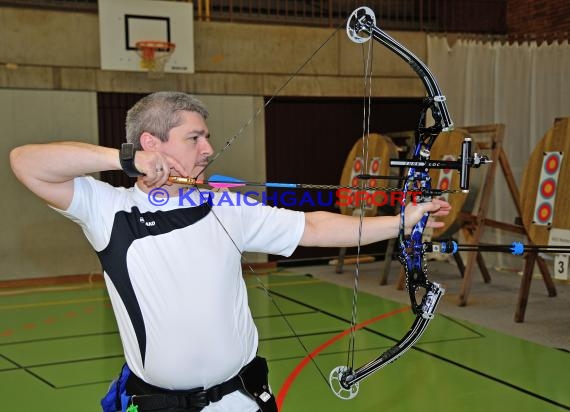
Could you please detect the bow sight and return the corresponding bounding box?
[390,137,491,191]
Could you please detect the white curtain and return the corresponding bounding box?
[427,36,570,267]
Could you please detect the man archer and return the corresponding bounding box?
[10,91,450,412]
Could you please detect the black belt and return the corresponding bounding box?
[126,371,243,411]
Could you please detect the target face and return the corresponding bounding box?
[540,178,556,199]
[371,159,380,172]
[532,151,563,226]
[439,177,450,191]
[354,159,362,172]
[535,202,552,224]
[435,154,455,202]
[544,153,561,174]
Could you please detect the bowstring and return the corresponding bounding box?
[185,22,347,388]
[346,37,374,371]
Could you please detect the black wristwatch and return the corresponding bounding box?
[119,143,145,177]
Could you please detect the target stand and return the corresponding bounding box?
[514,117,570,321]
[438,123,557,322]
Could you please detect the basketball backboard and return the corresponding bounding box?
[99,0,194,73]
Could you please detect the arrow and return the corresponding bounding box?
[168,174,462,194]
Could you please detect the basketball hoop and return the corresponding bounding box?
[135,40,176,78]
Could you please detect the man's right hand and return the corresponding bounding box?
[134,151,189,190]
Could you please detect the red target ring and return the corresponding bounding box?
[352,177,359,187]
[536,202,552,223]
[371,159,380,172]
[544,153,560,174]
[540,178,556,199]
[443,155,455,173]
[354,159,362,172]
[439,177,450,191]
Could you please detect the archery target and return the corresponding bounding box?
[545,153,560,173]
[435,154,456,202]
[339,134,399,217]
[366,157,382,210]
[350,157,364,187]
[535,202,553,223]
[439,177,450,191]
[346,156,383,210]
[539,178,556,199]
[348,157,368,209]
[353,158,363,173]
[532,152,563,226]
[351,176,359,187]
[368,158,381,175]
[520,118,570,246]
[371,159,380,173]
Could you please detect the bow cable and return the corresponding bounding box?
[346,36,375,374]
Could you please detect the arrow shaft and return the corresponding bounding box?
[168,176,462,193]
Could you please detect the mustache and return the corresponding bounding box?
[195,157,211,167]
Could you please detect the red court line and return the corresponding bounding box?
[276,306,410,410]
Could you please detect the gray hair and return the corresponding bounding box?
[126,92,209,150]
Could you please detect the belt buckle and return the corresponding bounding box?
[206,385,223,403]
[187,389,210,408]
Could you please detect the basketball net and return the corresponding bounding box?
[135,41,176,79]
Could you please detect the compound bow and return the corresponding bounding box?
[328,7,490,399]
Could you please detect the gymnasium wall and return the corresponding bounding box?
[1,89,101,279]
[0,6,426,96]
[507,0,570,38]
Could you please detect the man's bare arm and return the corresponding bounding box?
[10,142,121,210]
[299,199,451,247]
[10,141,190,210]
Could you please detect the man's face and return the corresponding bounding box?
[159,110,214,179]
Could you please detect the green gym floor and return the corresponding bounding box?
[1,271,568,411]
